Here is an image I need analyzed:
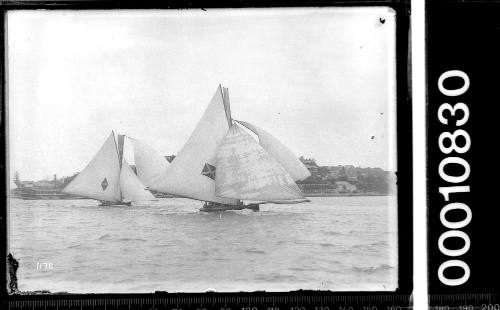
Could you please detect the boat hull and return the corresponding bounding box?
[98,200,132,207]
[200,202,259,212]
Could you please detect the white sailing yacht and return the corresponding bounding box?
[62,131,155,206]
[149,85,311,212]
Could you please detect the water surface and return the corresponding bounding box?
[9,196,398,293]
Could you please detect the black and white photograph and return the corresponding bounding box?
[6,7,400,294]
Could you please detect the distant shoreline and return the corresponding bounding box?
[9,193,395,200]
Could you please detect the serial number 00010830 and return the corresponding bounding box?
[436,70,472,286]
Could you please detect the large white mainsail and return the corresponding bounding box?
[62,132,122,202]
[237,121,311,181]
[130,138,170,188]
[215,123,306,201]
[149,86,239,205]
[119,160,155,201]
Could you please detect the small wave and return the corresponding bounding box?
[113,278,136,284]
[245,248,266,254]
[324,231,342,236]
[319,243,334,248]
[352,264,394,274]
[350,241,388,252]
[347,230,363,234]
[289,266,318,272]
[337,249,359,255]
[256,273,298,282]
[95,234,146,242]
[116,238,147,242]
[370,240,388,247]
[66,243,87,249]
[213,257,228,262]
[97,234,111,240]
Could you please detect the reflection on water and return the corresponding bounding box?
[9,196,398,293]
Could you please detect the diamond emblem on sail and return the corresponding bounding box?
[201,163,216,180]
[101,178,108,191]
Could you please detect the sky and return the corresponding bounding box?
[7,7,397,182]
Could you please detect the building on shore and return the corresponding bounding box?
[11,172,80,200]
[335,181,357,193]
[296,156,394,195]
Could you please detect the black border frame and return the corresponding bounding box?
[426,0,500,304]
[0,0,412,307]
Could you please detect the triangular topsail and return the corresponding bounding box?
[215,123,306,201]
[120,160,155,201]
[130,138,170,188]
[237,121,311,181]
[62,132,122,202]
[149,86,239,205]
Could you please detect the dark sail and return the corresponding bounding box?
[117,134,125,168]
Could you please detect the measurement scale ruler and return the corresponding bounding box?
[429,294,499,310]
[6,294,411,310]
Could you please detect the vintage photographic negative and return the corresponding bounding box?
[6,7,399,293]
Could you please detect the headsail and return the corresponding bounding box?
[215,123,306,201]
[149,86,239,205]
[237,121,311,181]
[129,137,170,187]
[62,132,122,202]
[119,160,155,201]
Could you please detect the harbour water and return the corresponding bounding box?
[8,196,398,293]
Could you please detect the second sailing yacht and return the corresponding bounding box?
[62,131,155,206]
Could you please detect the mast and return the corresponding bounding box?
[221,86,241,205]
[113,131,124,201]
[222,86,232,127]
